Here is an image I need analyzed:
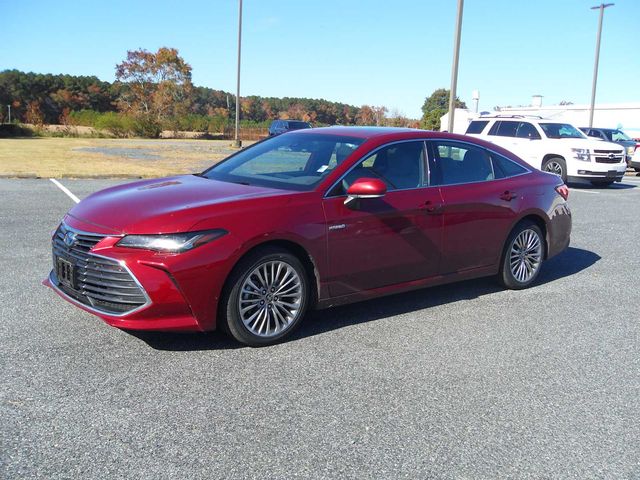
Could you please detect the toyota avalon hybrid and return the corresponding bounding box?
[45,127,572,346]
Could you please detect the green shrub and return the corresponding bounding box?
[69,109,101,127]
[94,112,133,138]
[132,115,162,138]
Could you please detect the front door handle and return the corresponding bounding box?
[419,200,443,214]
[500,190,517,201]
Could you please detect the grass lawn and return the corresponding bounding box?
[0,137,252,178]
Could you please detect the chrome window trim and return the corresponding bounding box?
[425,138,533,188]
[323,139,431,199]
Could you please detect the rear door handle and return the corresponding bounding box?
[500,190,517,201]
[419,200,443,214]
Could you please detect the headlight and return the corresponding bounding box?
[571,148,590,161]
[627,146,634,155]
[116,229,228,253]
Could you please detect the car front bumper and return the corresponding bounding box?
[44,219,242,332]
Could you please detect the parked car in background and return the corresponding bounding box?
[45,127,571,346]
[630,147,640,172]
[579,127,638,165]
[465,115,627,186]
[268,119,312,136]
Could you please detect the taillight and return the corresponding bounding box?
[555,184,569,201]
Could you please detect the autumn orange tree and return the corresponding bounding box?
[115,47,193,136]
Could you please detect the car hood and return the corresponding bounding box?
[66,175,289,234]
[580,139,625,151]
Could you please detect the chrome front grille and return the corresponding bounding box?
[593,149,625,164]
[51,223,149,315]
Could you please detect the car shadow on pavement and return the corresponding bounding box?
[571,182,636,190]
[128,330,241,351]
[130,246,600,351]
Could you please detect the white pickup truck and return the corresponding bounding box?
[465,115,627,186]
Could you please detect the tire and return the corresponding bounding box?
[590,180,614,187]
[635,168,640,173]
[541,157,567,183]
[498,221,545,290]
[220,246,309,346]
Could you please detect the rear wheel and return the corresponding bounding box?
[542,157,567,183]
[220,247,309,346]
[498,221,545,289]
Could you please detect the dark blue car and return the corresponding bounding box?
[268,120,312,136]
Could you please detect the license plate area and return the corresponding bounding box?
[607,170,617,179]
[56,257,76,289]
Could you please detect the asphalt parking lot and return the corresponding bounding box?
[2,177,640,479]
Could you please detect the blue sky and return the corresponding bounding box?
[3,0,639,118]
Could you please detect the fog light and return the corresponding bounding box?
[578,170,587,174]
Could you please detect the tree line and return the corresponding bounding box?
[0,48,464,137]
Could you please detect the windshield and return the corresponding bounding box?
[202,133,364,191]
[604,129,632,142]
[539,123,587,139]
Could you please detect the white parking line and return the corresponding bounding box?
[49,178,80,203]
[569,189,599,194]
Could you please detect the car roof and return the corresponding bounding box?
[289,126,506,146]
[294,126,428,139]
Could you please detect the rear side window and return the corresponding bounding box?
[492,153,528,178]
[466,120,489,134]
[586,129,605,139]
[515,122,541,139]
[430,141,495,186]
[491,121,519,137]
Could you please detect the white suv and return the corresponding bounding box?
[465,116,627,186]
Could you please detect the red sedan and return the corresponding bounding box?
[45,127,571,346]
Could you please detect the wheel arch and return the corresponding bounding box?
[222,239,321,310]
[542,153,566,164]
[504,213,549,261]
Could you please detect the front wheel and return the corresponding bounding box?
[542,157,567,183]
[220,247,309,346]
[498,221,545,290]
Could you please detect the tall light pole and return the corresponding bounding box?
[447,0,464,132]
[7,105,11,124]
[588,3,614,128]
[234,0,243,148]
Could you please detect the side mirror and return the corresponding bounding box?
[344,177,386,207]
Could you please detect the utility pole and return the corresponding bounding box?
[234,0,243,148]
[588,3,614,128]
[447,0,464,132]
[7,105,11,124]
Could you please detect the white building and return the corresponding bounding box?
[441,101,640,138]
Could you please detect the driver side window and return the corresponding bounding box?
[329,141,425,196]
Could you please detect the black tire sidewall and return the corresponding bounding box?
[543,157,567,183]
[221,248,309,346]
[499,222,545,290]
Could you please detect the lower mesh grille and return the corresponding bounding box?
[51,223,149,315]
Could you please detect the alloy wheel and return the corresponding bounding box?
[544,161,563,177]
[238,260,303,337]
[509,229,542,283]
